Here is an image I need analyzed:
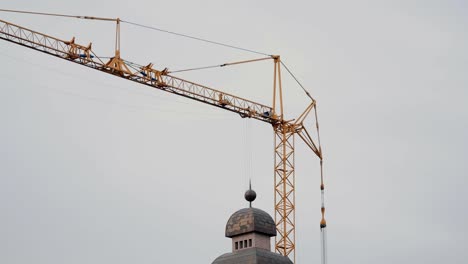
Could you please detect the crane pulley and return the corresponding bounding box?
[0,12,327,264]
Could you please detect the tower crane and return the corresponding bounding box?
[0,11,327,264]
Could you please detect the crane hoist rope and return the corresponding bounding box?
[0,10,328,264]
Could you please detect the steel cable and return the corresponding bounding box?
[121,20,272,57]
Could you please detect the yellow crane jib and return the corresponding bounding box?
[0,15,327,264]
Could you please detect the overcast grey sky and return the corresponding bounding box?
[1,1,467,264]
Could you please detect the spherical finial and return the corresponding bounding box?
[245,189,257,203]
[245,180,256,207]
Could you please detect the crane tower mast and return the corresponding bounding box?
[0,15,326,264]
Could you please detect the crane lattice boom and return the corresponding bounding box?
[0,19,276,123]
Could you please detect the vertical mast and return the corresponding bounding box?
[272,56,296,263]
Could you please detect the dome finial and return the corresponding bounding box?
[244,179,257,207]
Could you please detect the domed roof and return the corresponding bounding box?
[225,207,276,238]
[212,248,293,264]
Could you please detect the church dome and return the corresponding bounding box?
[225,207,276,238]
[212,188,293,264]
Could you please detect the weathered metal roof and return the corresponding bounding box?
[212,248,293,264]
[225,207,276,238]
